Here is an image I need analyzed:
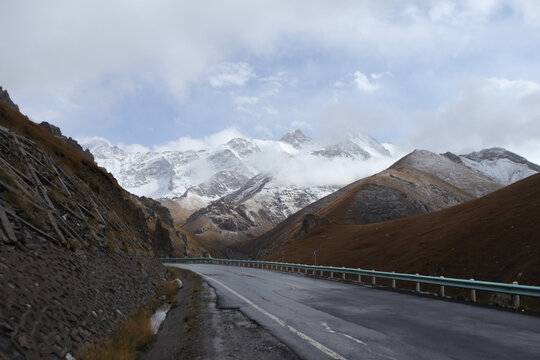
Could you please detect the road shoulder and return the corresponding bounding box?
[143,268,300,360]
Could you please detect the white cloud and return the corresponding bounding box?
[409,77,540,161]
[353,71,380,93]
[208,62,255,88]
[118,142,151,153]
[370,72,393,80]
[290,120,312,130]
[3,1,540,164]
[234,95,259,105]
[246,147,405,187]
[429,1,456,22]
[153,128,245,152]
[254,124,272,138]
[264,105,279,116]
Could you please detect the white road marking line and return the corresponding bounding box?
[322,322,367,346]
[202,274,348,360]
[322,323,399,360]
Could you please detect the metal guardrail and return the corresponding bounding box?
[161,257,540,307]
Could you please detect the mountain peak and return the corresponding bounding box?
[0,86,20,112]
[279,129,312,149]
[442,147,540,185]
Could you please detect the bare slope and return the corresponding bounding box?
[264,174,540,290]
[250,150,497,259]
[390,149,500,196]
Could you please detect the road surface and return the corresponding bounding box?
[168,263,540,360]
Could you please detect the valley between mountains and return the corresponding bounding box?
[1,88,539,359]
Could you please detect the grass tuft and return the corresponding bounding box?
[80,310,153,360]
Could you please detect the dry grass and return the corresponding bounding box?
[79,269,185,359]
[80,310,153,360]
[0,102,158,254]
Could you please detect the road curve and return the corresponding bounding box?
[168,263,540,360]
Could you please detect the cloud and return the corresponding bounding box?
[245,146,406,187]
[3,1,540,164]
[370,72,393,80]
[208,62,255,88]
[429,1,456,22]
[118,142,151,153]
[152,127,245,152]
[353,71,380,93]
[290,120,312,130]
[408,77,540,162]
[264,105,279,116]
[234,95,259,105]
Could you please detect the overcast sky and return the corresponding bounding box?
[1,1,540,162]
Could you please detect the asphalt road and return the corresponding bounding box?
[168,263,540,360]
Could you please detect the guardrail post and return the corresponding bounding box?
[357,270,361,283]
[440,276,445,296]
[470,279,476,302]
[415,273,420,292]
[330,271,333,278]
[391,271,396,288]
[372,270,376,285]
[342,272,346,280]
[513,281,520,308]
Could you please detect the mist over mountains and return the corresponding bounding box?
[80,129,398,207]
[81,126,539,246]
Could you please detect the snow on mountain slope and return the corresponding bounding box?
[80,130,394,224]
[390,150,501,197]
[442,147,540,185]
[182,173,340,243]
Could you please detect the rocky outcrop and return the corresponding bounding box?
[279,129,312,149]
[39,121,95,162]
[0,86,19,112]
[295,214,330,239]
[152,219,174,257]
[138,196,175,228]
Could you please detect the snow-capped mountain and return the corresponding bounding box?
[182,173,341,243]
[442,148,540,185]
[80,130,394,226]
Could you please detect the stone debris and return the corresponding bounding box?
[0,120,169,358]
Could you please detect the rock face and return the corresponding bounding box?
[0,102,186,358]
[182,174,340,244]
[442,147,540,185]
[295,214,330,239]
[39,121,95,161]
[152,219,174,257]
[279,129,312,149]
[0,86,19,112]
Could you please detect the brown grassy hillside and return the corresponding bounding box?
[265,173,540,289]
